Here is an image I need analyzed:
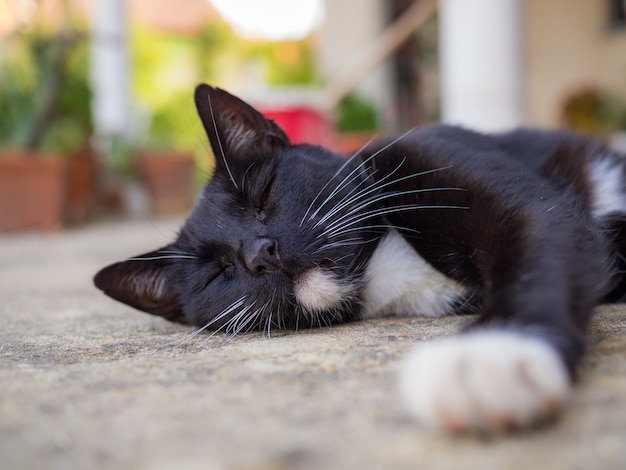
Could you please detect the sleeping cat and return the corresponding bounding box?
[95,84,626,433]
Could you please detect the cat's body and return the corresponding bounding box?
[95,85,626,433]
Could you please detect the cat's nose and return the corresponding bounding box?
[244,238,280,274]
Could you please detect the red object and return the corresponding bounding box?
[258,105,335,149]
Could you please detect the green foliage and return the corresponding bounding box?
[41,40,92,152]
[0,39,35,147]
[128,18,317,182]
[129,24,222,180]
[562,87,626,135]
[599,95,626,131]
[194,20,242,82]
[335,94,379,132]
[0,24,92,154]
[248,39,316,85]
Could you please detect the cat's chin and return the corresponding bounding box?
[293,268,356,313]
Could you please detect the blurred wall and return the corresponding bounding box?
[526,0,626,127]
[318,0,393,124]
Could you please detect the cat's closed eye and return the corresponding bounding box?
[203,265,226,289]
[255,208,267,223]
[254,176,276,223]
[222,264,235,280]
[201,263,236,289]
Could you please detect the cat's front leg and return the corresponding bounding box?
[396,208,609,433]
[399,330,569,433]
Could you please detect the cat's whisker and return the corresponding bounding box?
[309,167,379,232]
[128,255,197,261]
[211,301,254,336]
[311,167,376,227]
[326,224,421,240]
[237,299,269,339]
[316,237,365,247]
[311,168,455,240]
[313,237,374,256]
[314,166,459,233]
[207,302,254,340]
[224,301,256,334]
[174,296,247,344]
[314,309,322,329]
[312,160,409,229]
[319,187,466,239]
[322,204,469,241]
[331,204,470,233]
[207,94,238,189]
[223,302,263,344]
[299,136,377,227]
[304,129,419,227]
[244,300,269,335]
[311,128,419,219]
[279,297,288,332]
[319,310,332,328]
[330,253,358,263]
[265,308,273,338]
[301,160,367,228]
[311,158,408,231]
[305,152,378,226]
[313,238,370,254]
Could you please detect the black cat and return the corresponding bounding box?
[95,84,626,433]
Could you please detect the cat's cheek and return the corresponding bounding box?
[293,268,354,312]
[398,331,570,433]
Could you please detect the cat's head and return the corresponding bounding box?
[94,84,382,333]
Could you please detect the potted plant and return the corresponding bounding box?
[599,94,626,153]
[333,93,381,154]
[135,149,196,215]
[561,87,626,154]
[133,94,197,215]
[0,7,95,230]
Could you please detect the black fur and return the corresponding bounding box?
[95,84,625,377]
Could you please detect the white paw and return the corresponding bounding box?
[399,331,570,433]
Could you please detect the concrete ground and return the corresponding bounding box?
[1,217,626,470]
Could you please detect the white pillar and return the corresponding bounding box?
[90,0,130,137]
[439,0,524,131]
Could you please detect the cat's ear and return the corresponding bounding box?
[194,84,290,162]
[93,247,188,325]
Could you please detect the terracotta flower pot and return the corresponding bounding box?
[136,150,195,215]
[0,148,67,231]
[334,131,379,155]
[64,145,97,225]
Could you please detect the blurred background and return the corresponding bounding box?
[0,0,625,231]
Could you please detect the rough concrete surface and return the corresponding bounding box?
[1,217,626,470]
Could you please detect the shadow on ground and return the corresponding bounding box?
[1,218,625,470]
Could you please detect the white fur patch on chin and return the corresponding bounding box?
[294,268,353,312]
[399,330,570,433]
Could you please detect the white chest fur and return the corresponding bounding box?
[588,156,626,219]
[361,230,468,318]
